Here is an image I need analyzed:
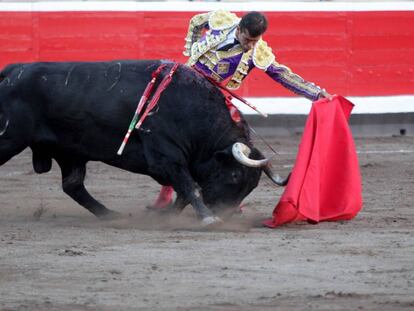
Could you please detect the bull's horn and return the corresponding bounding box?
[0,116,9,136]
[263,164,290,186]
[232,142,269,168]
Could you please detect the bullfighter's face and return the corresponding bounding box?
[236,27,261,53]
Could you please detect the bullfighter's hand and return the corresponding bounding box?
[318,90,333,101]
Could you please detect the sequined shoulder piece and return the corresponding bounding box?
[209,10,240,31]
[252,39,275,70]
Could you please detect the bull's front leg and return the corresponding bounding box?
[190,189,223,227]
[170,168,222,226]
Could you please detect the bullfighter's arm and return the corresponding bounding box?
[253,39,327,101]
[183,12,211,56]
[265,62,326,101]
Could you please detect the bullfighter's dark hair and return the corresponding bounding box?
[239,11,268,37]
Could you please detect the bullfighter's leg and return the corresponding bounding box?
[147,193,189,216]
[55,157,117,218]
[147,185,174,209]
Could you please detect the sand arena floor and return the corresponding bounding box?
[0,135,413,310]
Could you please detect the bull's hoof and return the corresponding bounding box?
[201,216,223,227]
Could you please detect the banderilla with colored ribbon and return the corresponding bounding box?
[117,64,166,155]
[117,63,179,155]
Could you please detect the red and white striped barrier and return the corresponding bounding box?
[1,1,413,114]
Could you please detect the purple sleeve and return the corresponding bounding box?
[265,62,323,101]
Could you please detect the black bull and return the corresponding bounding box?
[0,60,285,225]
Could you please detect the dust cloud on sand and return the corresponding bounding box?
[0,135,413,310]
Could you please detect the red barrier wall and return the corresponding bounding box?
[1,11,413,97]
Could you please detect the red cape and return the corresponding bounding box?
[263,95,363,228]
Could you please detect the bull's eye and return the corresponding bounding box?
[231,171,241,183]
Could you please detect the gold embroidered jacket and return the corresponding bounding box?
[183,10,324,101]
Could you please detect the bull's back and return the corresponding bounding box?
[24,61,163,156]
